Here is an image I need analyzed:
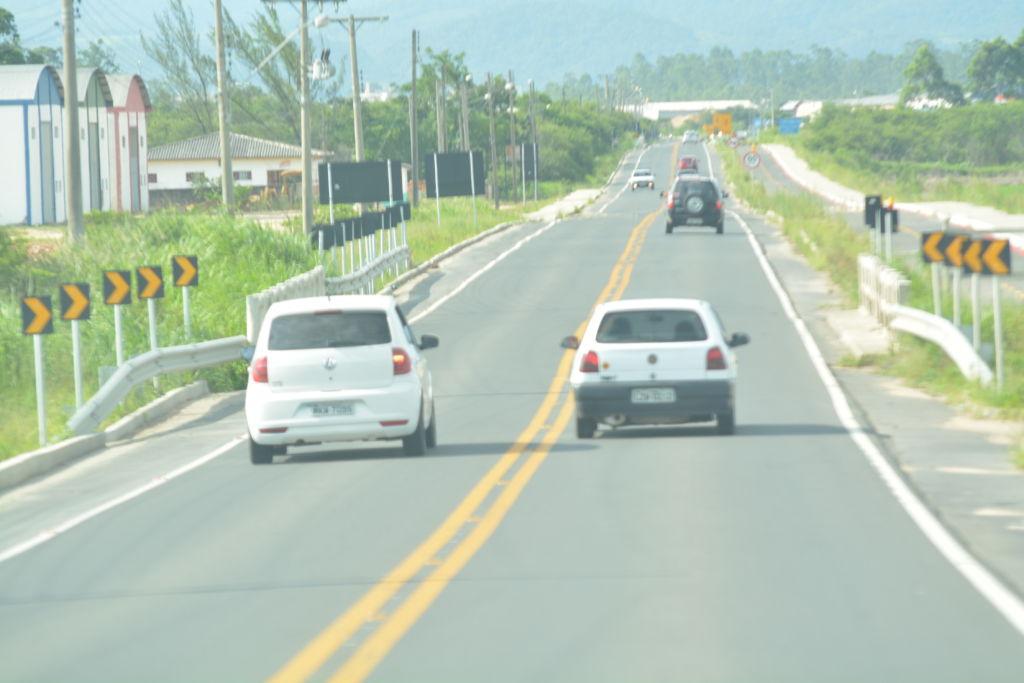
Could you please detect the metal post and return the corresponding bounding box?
[33,335,46,446]
[529,80,538,202]
[436,78,446,153]
[410,30,419,207]
[533,142,539,202]
[114,304,125,366]
[148,298,158,352]
[433,153,442,227]
[214,0,233,207]
[874,208,882,256]
[931,262,941,317]
[884,211,893,263]
[469,151,478,229]
[952,268,962,328]
[299,0,314,234]
[971,273,981,351]
[348,14,365,161]
[61,0,84,243]
[71,319,83,409]
[487,74,499,210]
[993,277,1004,391]
[521,144,526,204]
[182,286,192,340]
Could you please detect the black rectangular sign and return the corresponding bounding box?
[522,143,539,181]
[864,195,882,228]
[318,160,403,204]
[425,151,486,198]
[310,203,410,250]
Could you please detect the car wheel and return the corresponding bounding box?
[716,221,724,234]
[249,437,276,465]
[403,404,428,456]
[665,221,673,234]
[425,401,438,449]
[716,411,735,435]
[576,416,597,439]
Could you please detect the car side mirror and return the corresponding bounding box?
[727,332,750,348]
[419,334,440,350]
[560,335,580,350]
[241,346,255,363]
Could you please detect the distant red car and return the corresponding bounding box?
[677,155,699,174]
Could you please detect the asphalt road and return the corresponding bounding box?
[1,141,1023,682]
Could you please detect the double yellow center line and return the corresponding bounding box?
[270,144,676,683]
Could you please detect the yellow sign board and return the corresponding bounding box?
[712,112,733,135]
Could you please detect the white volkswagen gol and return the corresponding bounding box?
[244,295,439,464]
[561,298,749,437]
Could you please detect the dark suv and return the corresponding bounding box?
[665,176,727,234]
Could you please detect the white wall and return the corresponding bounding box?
[0,107,26,225]
[147,157,301,191]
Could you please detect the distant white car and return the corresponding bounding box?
[561,298,749,437]
[629,168,656,190]
[244,295,439,463]
[682,130,700,144]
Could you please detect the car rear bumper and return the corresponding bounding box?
[668,210,722,227]
[245,382,422,445]
[574,380,733,423]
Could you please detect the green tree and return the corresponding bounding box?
[968,35,1024,99]
[79,39,119,72]
[900,44,964,106]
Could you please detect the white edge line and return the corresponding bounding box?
[728,206,1024,638]
[0,436,246,565]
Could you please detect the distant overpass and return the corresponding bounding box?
[624,100,757,121]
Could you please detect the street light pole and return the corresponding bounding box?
[214,0,233,207]
[409,29,419,207]
[61,0,83,242]
[486,74,499,210]
[299,0,313,233]
[347,14,364,161]
[506,76,516,204]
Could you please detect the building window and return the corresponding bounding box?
[185,172,206,183]
[147,173,157,184]
[233,170,252,181]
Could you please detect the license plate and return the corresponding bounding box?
[310,402,354,417]
[687,217,704,225]
[630,388,676,404]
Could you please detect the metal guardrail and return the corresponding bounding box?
[326,247,410,296]
[68,336,250,435]
[858,254,993,385]
[245,266,326,344]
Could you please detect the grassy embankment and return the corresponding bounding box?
[785,103,1024,214]
[0,134,636,460]
[720,146,1024,437]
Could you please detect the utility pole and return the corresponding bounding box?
[214,0,233,207]
[299,0,312,233]
[506,73,517,204]
[61,0,83,242]
[486,73,499,210]
[409,29,419,207]
[347,15,364,160]
[604,75,610,110]
[529,79,538,202]
[459,76,471,152]
[436,75,447,153]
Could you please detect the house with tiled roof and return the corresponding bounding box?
[147,132,330,205]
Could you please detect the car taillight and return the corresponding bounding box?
[706,346,727,371]
[716,199,723,210]
[580,350,599,373]
[392,347,412,375]
[252,356,268,383]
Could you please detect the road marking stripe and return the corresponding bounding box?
[0,436,246,565]
[271,193,665,682]
[728,207,1024,638]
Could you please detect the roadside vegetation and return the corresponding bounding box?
[789,103,1024,214]
[721,146,1024,438]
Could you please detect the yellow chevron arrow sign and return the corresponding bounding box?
[963,239,984,274]
[136,266,164,300]
[21,296,53,335]
[921,231,943,263]
[59,283,91,321]
[103,270,131,305]
[172,255,199,287]
[982,240,1011,276]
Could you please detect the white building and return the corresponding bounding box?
[76,68,113,213]
[0,65,66,225]
[147,132,329,204]
[105,74,151,213]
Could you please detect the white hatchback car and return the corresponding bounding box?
[561,298,749,437]
[244,295,439,464]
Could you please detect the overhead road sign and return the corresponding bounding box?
[963,238,1011,276]
[103,270,132,305]
[137,266,164,299]
[172,256,199,287]
[59,283,91,321]
[21,296,53,335]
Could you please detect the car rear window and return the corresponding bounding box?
[674,180,717,199]
[596,309,708,343]
[268,311,391,350]
[634,169,652,176]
